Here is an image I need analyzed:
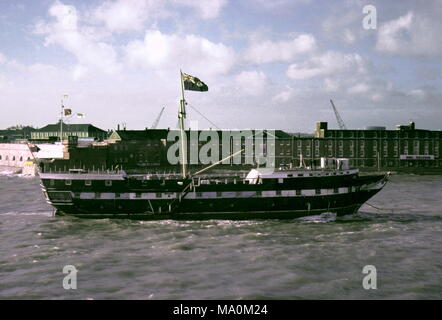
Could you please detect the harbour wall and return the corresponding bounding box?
[0,143,33,168]
[0,143,64,175]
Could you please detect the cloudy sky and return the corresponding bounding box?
[0,0,441,132]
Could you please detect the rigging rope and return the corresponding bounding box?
[365,202,395,213]
[186,103,221,130]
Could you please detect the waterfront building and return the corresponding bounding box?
[0,126,36,142]
[107,129,169,168]
[40,121,442,173]
[30,122,107,141]
[299,121,442,170]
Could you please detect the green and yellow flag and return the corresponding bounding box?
[181,72,208,92]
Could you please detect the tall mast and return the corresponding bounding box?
[60,98,64,142]
[179,70,188,178]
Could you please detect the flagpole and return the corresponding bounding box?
[179,70,188,178]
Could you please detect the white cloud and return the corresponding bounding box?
[408,89,426,98]
[92,0,227,31]
[34,1,121,79]
[286,51,367,80]
[0,52,7,65]
[347,82,370,94]
[246,0,311,13]
[376,11,442,56]
[272,86,299,103]
[342,29,356,44]
[92,0,168,32]
[323,78,340,92]
[125,29,235,76]
[175,0,227,19]
[235,70,268,95]
[93,0,149,32]
[321,9,364,45]
[244,34,316,64]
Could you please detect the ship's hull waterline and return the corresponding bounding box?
[39,170,388,220]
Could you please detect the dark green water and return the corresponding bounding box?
[0,173,441,299]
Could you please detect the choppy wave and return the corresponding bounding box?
[296,212,337,223]
[0,211,53,216]
[0,174,441,299]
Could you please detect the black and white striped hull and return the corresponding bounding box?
[40,174,388,220]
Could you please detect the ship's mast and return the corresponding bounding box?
[60,94,68,142]
[179,70,188,178]
[60,98,64,142]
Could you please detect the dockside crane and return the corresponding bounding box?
[150,106,165,129]
[330,99,347,130]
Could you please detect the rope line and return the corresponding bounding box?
[365,202,394,213]
[187,103,221,130]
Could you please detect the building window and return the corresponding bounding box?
[414,140,419,155]
[315,140,320,157]
[338,140,343,157]
[306,141,311,157]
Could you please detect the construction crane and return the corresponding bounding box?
[150,107,165,129]
[330,99,347,130]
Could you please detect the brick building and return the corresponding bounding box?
[45,122,442,173]
[291,121,442,170]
